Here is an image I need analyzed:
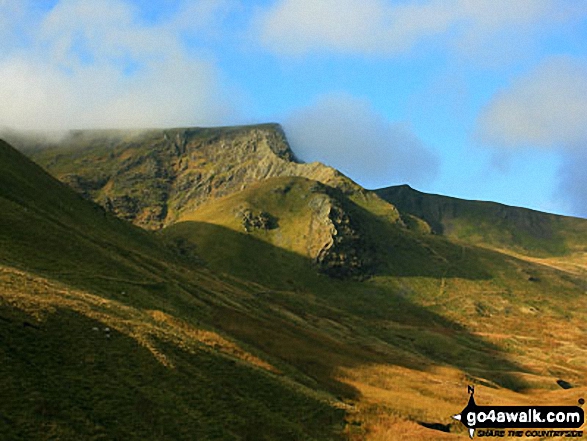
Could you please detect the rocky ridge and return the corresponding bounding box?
[20,124,396,278]
[27,124,362,230]
[376,184,587,256]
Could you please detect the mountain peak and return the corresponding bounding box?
[26,124,360,229]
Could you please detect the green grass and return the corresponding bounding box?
[0,140,347,440]
[0,301,343,441]
[3,136,587,440]
[161,177,587,393]
[376,184,587,257]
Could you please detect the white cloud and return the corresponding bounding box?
[284,93,439,188]
[478,57,587,148]
[477,57,587,218]
[255,0,585,57]
[172,0,238,35]
[0,0,235,131]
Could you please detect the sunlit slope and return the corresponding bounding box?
[160,174,587,439]
[24,124,373,230]
[376,184,587,258]
[161,176,587,424]
[0,140,346,440]
[163,176,491,283]
[7,135,587,439]
[0,266,345,441]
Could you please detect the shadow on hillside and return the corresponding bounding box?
[164,221,533,399]
[337,188,494,280]
[0,303,344,440]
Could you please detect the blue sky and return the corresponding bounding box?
[1,0,587,217]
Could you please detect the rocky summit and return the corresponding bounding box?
[26,124,358,230]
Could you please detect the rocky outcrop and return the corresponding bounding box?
[188,175,374,278]
[238,208,278,232]
[306,184,370,278]
[28,124,360,230]
[102,195,141,221]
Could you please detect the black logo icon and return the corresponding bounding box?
[452,386,584,439]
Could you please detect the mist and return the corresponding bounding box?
[556,151,587,218]
[284,93,439,189]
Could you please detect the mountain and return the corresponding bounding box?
[21,124,405,277]
[0,139,347,440]
[376,184,587,258]
[20,124,372,230]
[3,127,587,440]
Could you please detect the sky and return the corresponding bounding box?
[1,0,587,218]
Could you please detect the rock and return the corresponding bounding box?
[238,208,278,232]
[557,379,573,389]
[102,195,140,221]
[31,124,363,230]
[307,189,370,278]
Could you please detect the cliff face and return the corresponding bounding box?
[306,187,368,278]
[20,124,402,278]
[28,124,359,230]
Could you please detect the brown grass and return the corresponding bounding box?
[0,264,277,372]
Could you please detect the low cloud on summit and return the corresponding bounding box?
[1,0,586,216]
[284,94,439,189]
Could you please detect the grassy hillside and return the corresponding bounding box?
[164,176,491,282]
[4,133,587,440]
[0,139,347,440]
[162,175,587,438]
[376,184,587,258]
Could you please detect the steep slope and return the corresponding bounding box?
[376,184,587,258]
[168,176,375,278]
[0,138,170,291]
[163,176,495,282]
[0,139,347,440]
[6,132,587,440]
[160,174,587,438]
[23,124,385,230]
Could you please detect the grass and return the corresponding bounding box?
[160,175,587,437]
[3,135,587,439]
[376,184,587,257]
[0,277,344,441]
[0,140,347,440]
